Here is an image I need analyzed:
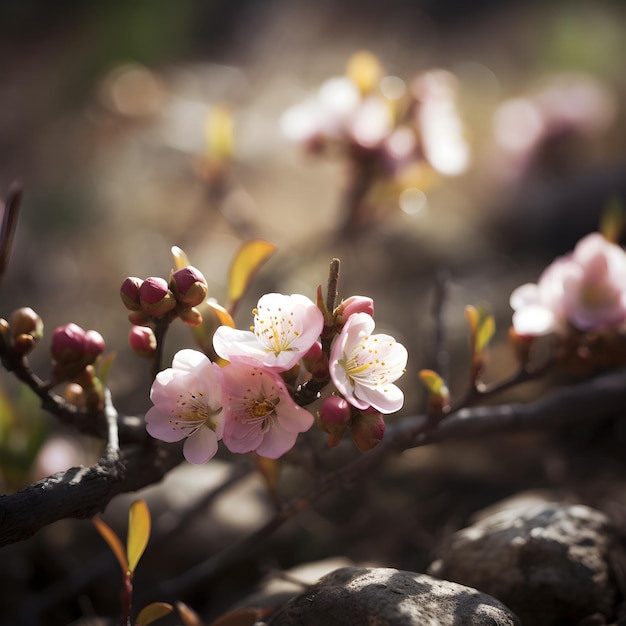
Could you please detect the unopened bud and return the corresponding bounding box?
[64,382,86,408]
[129,326,157,357]
[9,307,43,354]
[120,277,143,311]
[51,323,86,363]
[84,330,105,362]
[170,266,208,307]
[350,410,385,452]
[318,395,352,447]
[302,341,329,381]
[179,306,203,327]
[139,277,176,317]
[334,296,374,329]
[128,310,151,326]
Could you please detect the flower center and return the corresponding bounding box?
[342,336,393,388]
[253,306,299,356]
[242,396,278,433]
[172,391,220,434]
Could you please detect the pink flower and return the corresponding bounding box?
[145,349,225,464]
[213,293,324,372]
[330,312,407,414]
[221,362,314,458]
[511,233,626,336]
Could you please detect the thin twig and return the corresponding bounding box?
[0,181,22,283]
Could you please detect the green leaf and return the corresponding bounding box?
[127,500,151,574]
[227,239,276,315]
[93,516,129,575]
[135,602,174,625]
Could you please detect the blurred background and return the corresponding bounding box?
[1,0,625,623]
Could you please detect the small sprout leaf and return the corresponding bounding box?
[93,516,129,574]
[135,602,174,625]
[227,239,276,315]
[127,499,151,574]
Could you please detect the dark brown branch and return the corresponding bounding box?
[0,440,182,547]
[152,367,626,598]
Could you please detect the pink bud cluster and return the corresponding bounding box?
[121,265,208,358]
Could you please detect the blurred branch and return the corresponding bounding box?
[152,366,626,599]
[0,182,22,284]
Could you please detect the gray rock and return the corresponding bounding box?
[429,498,619,625]
[266,566,521,625]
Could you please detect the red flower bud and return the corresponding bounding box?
[351,410,385,452]
[318,395,352,447]
[302,341,330,381]
[128,326,157,358]
[120,277,143,311]
[334,296,374,329]
[170,266,208,307]
[139,277,176,317]
[84,330,105,361]
[51,323,86,363]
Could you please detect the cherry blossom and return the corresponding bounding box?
[511,233,626,336]
[221,362,314,458]
[213,293,324,372]
[330,312,407,414]
[145,349,225,464]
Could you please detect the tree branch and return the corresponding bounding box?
[152,367,626,598]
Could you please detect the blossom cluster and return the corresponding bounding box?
[280,51,470,181]
[145,292,408,463]
[510,233,626,337]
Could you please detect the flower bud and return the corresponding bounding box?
[318,395,352,447]
[334,296,374,328]
[120,277,143,311]
[170,266,208,307]
[51,323,86,363]
[83,330,105,362]
[129,326,157,358]
[350,410,385,452]
[179,306,203,327]
[139,277,176,317]
[302,341,329,381]
[128,310,151,326]
[9,307,43,354]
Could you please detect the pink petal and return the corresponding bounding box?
[145,407,187,443]
[183,427,218,464]
[256,423,298,459]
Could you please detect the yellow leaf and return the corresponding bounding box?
[93,516,129,574]
[476,314,495,354]
[127,499,151,574]
[346,50,382,94]
[227,239,276,315]
[135,602,174,625]
[208,608,274,626]
[206,105,234,161]
[206,300,235,329]
[418,369,448,397]
[464,305,478,336]
[171,246,191,271]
